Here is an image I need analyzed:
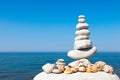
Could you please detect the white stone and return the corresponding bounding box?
[33,72,120,80]
[56,59,65,65]
[76,23,89,29]
[67,47,97,60]
[68,59,91,68]
[78,15,85,19]
[78,18,85,23]
[75,36,89,40]
[68,60,80,67]
[75,29,90,36]
[52,69,62,74]
[42,63,55,74]
[74,40,92,50]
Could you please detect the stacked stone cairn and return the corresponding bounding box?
[68,15,97,60]
[41,15,115,74]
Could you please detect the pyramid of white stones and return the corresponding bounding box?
[67,15,97,60]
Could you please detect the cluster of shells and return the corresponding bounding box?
[42,59,114,74]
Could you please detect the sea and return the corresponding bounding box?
[0,52,120,80]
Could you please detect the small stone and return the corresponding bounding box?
[42,63,55,74]
[79,59,92,67]
[56,59,65,65]
[76,23,89,30]
[75,36,89,40]
[78,18,85,23]
[78,15,85,19]
[68,59,92,68]
[52,69,62,74]
[56,59,65,72]
[75,29,90,36]
[68,61,80,68]
[74,40,92,50]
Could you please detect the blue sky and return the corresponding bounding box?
[0,0,120,52]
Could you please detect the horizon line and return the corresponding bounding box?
[0,51,120,53]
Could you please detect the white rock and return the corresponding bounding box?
[56,59,65,65]
[76,23,89,29]
[78,18,85,23]
[52,69,62,74]
[74,40,92,50]
[42,63,55,74]
[75,36,89,40]
[68,60,80,67]
[79,59,92,67]
[78,15,85,19]
[34,72,120,80]
[68,59,91,68]
[75,29,90,36]
[67,47,97,60]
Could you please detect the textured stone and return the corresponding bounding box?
[52,69,62,74]
[76,23,89,29]
[75,29,90,36]
[67,47,97,60]
[34,72,120,80]
[68,59,91,68]
[75,36,89,40]
[42,63,55,74]
[78,15,85,19]
[78,18,85,23]
[74,40,92,50]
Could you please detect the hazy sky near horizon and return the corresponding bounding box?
[0,0,120,52]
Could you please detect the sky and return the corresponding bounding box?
[0,0,120,52]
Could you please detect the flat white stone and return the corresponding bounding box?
[67,47,97,60]
[78,18,85,23]
[33,72,120,80]
[76,23,89,29]
[68,59,91,68]
[75,36,89,40]
[75,29,90,36]
[74,40,92,50]
[78,15,85,19]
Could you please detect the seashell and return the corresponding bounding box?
[52,69,62,74]
[86,67,92,73]
[42,63,55,74]
[86,65,98,73]
[64,68,73,74]
[79,67,86,72]
[103,65,114,74]
[95,61,106,71]
[65,65,72,69]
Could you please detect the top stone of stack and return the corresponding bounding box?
[76,15,89,29]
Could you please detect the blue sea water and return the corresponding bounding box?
[0,52,120,80]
